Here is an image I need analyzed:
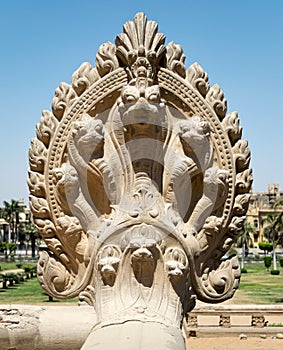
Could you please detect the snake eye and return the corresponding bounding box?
[125,95,137,103]
[121,86,139,104]
[148,93,159,103]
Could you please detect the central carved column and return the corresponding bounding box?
[28,13,252,349]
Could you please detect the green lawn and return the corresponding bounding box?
[0,262,24,271]
[232,263,283,304]
[0,262,282,305]
[0,262,78,304]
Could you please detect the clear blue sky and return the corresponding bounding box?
[0,0,282,205]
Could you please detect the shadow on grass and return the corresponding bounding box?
[0,286,18,291]
[43,299,61,303]
[274,298,283,303]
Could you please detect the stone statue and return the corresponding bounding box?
[28,13,252,349]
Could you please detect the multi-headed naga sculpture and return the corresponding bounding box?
[28,13,252,349]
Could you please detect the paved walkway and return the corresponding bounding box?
[186,337,283,350]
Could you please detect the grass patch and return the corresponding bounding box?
[0,277,78,304]
[0,262,21,271]
[232,263,283,304]
[0,262,78,304]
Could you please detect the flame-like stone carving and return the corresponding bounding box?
[29,13,252,350]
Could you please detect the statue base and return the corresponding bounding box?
[81,321,185,350]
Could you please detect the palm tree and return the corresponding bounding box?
[2,200,24,243]
[237,220,256,269]
[263,204,283,271]
[25,222,39,257]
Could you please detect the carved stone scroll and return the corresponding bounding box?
[29,13,252,350]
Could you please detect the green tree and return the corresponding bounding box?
[25,222,39,257]
[0,242,17,261]
[263,200,283,271]
[237,220,256,269]
[258,242,273,256]
[1,199,24,242]
[263,256,272,270]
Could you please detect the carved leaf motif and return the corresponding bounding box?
[186,62,210,97]
[117,12,163,50]
[45,237,64,255]
[27,171,46,197]
[36,110,58,147]
[206,84,227,119]
[236,169,253,194]
[52,82,76,120]
[45,235,84,277]
[232,140,251,171]
[56,216,89,261]
[115,12,166,68]
[206,256,240,297]
[33,218,56,238]
[72,62,99,96]
[165,41,186,78]
[121,224,162,250]
[222,111,242,145]
[226,216,246,237]
[96,42,119,77]
[233,193,250,215]
[164,247,188,281]
[57,215,82,236]
[29,195,50,219]
[37,251,72,294]
[79,285,96,307]
[44,238,73,271]
[29,138,47,173]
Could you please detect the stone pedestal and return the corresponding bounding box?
[81,322,185,350]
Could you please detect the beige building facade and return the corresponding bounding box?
[246,184,283,248]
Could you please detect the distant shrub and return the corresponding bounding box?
[23,264,37,278]
[0,242,6,252]
[241,268,247,273]
[279,258,283,268]
[264,256,272,270]
[259,242,273,253]
[270,269,280,275]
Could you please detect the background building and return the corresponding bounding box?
[247,184,283,248]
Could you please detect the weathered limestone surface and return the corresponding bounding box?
[0,305,96,350]
[81,322,185,350]
[1,304,282,349]
[28,13,252,349]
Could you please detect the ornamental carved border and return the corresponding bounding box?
[28,13,252,326]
